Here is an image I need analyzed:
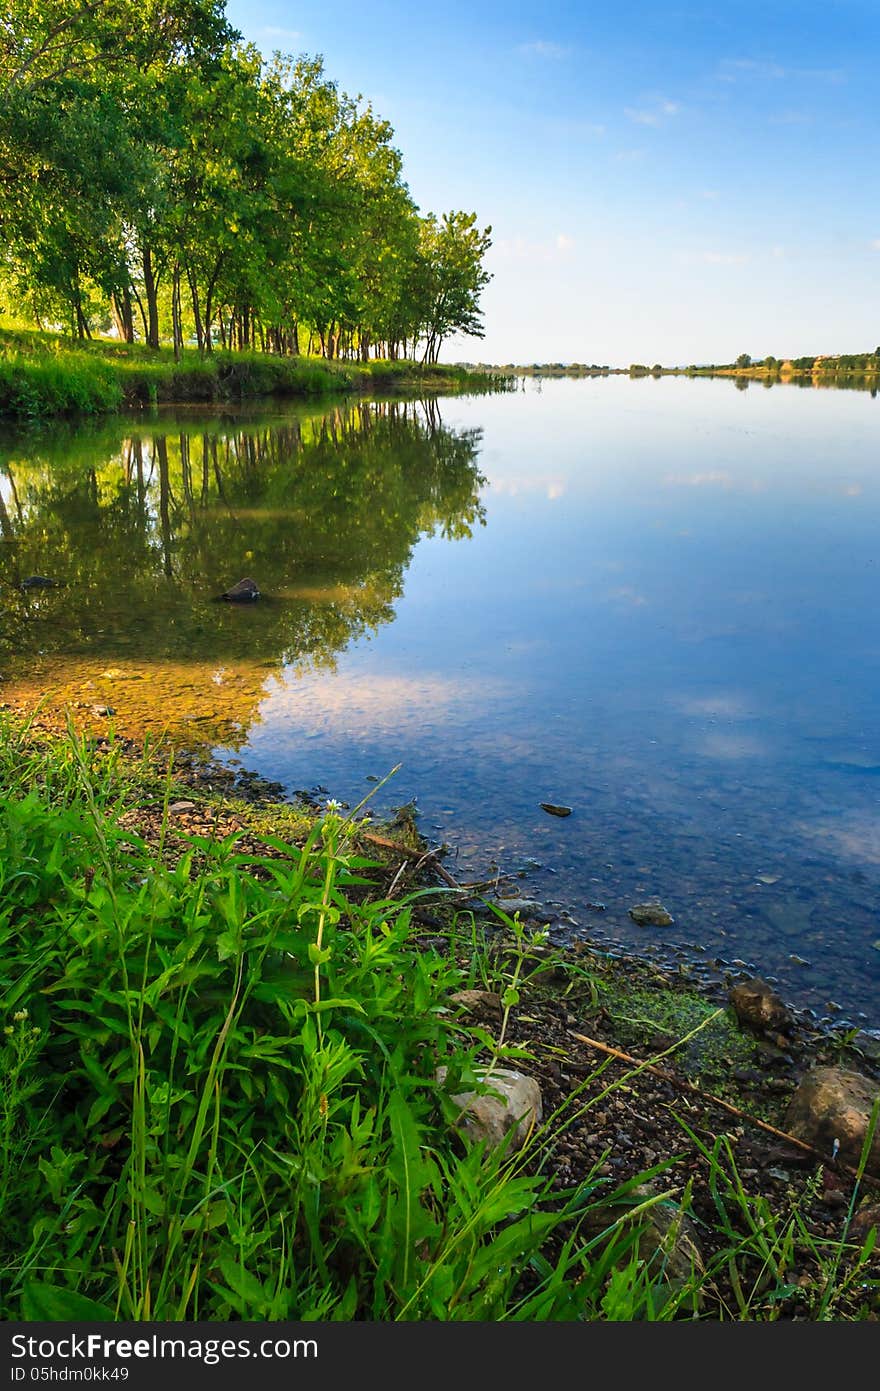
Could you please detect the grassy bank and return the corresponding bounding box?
[1,715,878,1321]
[0,329,506,420]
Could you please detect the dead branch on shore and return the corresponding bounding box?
[567,1029,877,1187]
[360,830,464,891]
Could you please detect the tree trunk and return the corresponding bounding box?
[111,287,134,343]
[171,261,182,363]
[186,265,204,352]
[131,283,149,342]
[142,245,160,349]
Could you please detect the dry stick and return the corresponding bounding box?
[567,1028,876,1186]
[361,831,463,891]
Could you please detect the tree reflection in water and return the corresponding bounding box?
[0,398,486,744]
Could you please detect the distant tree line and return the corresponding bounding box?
[0,1,491,363]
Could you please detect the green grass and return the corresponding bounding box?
[0,329,510,419]
[0,714,876,1321]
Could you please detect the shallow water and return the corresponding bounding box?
[2,379,879,1026]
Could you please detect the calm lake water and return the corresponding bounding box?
[2,377,879,1027]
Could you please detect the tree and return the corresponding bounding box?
[415,212,492,364]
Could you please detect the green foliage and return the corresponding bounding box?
[1,717,874,1322]
[0,717,614,1321]
[0,329,503,418]
[0,5,492,370]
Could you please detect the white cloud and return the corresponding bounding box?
[701,251,749,266]
[718,58,845,84]
[261,26,303,44]
[625,100,680,127]
[518,40,569,60]
[870,239,880,252]
[494,233,577,264]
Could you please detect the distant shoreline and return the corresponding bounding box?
[463,352,880,385]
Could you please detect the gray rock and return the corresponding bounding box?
[20,575,62,589]
[729,978,794,1035]
[540,803,572,817]
[168,800,196,814]
[629,901,675,928]
[784,1066,880,1175]
[493,897,549,921]
[436,1065,542,1152]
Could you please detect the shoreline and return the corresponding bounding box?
[2,707,879,1318]
[10,700,880,1059]
[0,328,511,421]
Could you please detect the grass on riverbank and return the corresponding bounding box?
[1,715,878,1321]
[0,329,505,420]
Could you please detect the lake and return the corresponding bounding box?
[2,376,879,1028]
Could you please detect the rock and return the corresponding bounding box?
[784,1066,880,1175]
[578,1185,704,1299]
[629,901,675,928]
[729,978,794,1035]
[850,1202,880,1240]
[539,802,572,817]
[168,800,196,814]
[449,989,503,1019]
[493,897,548,921]
[19,575,62,589]
[436,1065,542,1152]
[219,577,260,602]
[90,705,115,718]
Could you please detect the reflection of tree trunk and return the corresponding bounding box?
[133,439,146,521]
[180,433,192,512]
[4,467,24,526]
[0,482,15,542]
[201,436,210,504]
[155,436,173,577]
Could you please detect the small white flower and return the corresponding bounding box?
[325,798,343,813]
[12,1009,28,1023]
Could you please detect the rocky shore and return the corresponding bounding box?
[5,704,880,1316]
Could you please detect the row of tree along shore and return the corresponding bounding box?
[464,351,880,382]
[0,328,511,421]
[0,1,491,370]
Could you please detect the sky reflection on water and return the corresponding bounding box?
[2,377,879,1024]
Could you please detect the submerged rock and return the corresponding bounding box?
[540,802,572,817]
[629,901,675,928]
[219,577,260,602]
[492,897,549,921]
[20,575,62,589]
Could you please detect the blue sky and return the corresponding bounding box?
[225,0,880,364]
